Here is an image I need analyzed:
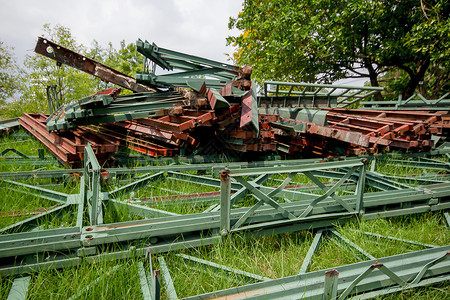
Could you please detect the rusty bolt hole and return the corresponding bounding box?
[85,235,94,240]
[86,227,94,232]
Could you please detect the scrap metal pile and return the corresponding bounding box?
[16,37,449,167]
[1,37,450,300]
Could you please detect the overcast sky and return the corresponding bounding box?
[0,0,243,65]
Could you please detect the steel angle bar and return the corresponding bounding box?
[0,226,81,259]
[7,276,31,300]
[220,169,232,235]
[0,168,83,180]
[229,159,364,177]
[93,98,183,115]
[166,171,241,190]
[231,174,269,203]
[140,191,222,206]
[157,67,229,78]
[1,179,69,203]
[298,166,360,218]
[0,117,20,134]
[137,261,152,300]
[364,171,412,190]
[84,144,102,226]
[76,180,85,228]
[109,199,180,218]
[177,253,271,283]
[324,269,339,299]
[378,173,450,185]
[444,211,450,228]
[361,99,450,111]
[386,159,450,171]
[310,169,405,191]
[79,213,222,247]
[0,204,72,234]
[143,76,230,89]
[240,81,259,133]
[231,211,357,235]
[233,177,296,229]
[0,253,82,277]
[157,257,178,300]
[206,88,230,109]
[184,246,450,300]
[351,275,450,300]
[353,230,439,248]
[108,172,165,199]
[303,170,357,213]
[0,157,59,167]
[417,156,450,165]
[299,229,325,274]
[329,230,376,260]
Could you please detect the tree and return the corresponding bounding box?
[0,40,22,104]
[228,0,449,99]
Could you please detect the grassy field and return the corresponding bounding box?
[0,131,449,299]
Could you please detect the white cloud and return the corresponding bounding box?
[0,0,243,64]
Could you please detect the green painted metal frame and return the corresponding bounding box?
[262,81,384,108]
[0,148,449,298]
[136,40,240,90]
[361,92,450,110]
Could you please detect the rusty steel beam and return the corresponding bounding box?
[19,113,118,167]
[35,37,154,93]
[86,126,177,158]
[137,111,215,133]
[306,123,370,148]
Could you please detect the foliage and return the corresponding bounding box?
[228,0,450,99]
[0,40,22,104]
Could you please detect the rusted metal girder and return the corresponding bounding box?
[35,37,154,93]
[19,113,118,167]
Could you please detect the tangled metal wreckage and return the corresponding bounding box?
[0,37,449,299]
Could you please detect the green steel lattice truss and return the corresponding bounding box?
[0,146,449,299]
